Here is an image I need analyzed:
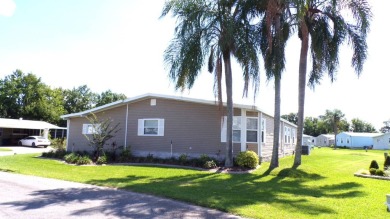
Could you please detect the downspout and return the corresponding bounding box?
[241,109,246,152]
[124,103,129,148]
[258,112,263,158]
[66,119,70,151]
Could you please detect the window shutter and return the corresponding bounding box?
[82,124,88,134]
[221,116,227,142]
[138,119,144,136]
[262,118,266,143]
[158,119,165,136]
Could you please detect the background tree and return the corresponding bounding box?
[321,109,345,148]
[293,0,372,166]
[351,118,376,133]
[96,90,127,107]
[63,85,97,114]
[0,70,66,125]
[380,120,390,133]
[162,0,260,167]
[282,112,298,125]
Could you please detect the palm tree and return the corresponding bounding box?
[321,109,345,148]
[239,0,291,168]
[161,0,260,167]
[292,0,372,166]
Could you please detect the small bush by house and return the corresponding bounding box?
[236,151,259,169]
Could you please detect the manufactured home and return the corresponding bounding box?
[336,132,381,148]
[315,134,334,147]
[61,94,297,161]
[373,133,390,150]
[0,118,66,146]
[302,134,316,146]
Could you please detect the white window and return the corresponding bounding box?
[82,124,100,134]
[221,116,241,143]
[246,117,258,143]
[261,118,266,143]
[284,126,291,143]
[138,119,164,136]
[292,129,296,143]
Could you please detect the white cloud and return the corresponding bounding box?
[0,0,15,17]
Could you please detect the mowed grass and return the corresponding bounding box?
[0,148,389,218]
[0,148,12,151]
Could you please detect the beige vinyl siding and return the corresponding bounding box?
[66,105,127,152]
[125,98,229,158]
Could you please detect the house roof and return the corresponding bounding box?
[373,132,389,138]
[60,93,297,127]
[317,134,335,139]
[0,118,66,130]
[339,132,382,137]
[303,134,314,138]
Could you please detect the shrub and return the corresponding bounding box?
[96,154,108,165]
[118,148,132,162]
[375,169,384,176]
[42,149,67,159]
[178,154,188,164]
[64,153,79,164]
[384,156,390,170]
[76,155,92,165]
[203,160,217,169]
[50,138,66,150]
[369,160,379,170]
[236,151,259,169]
[146,153,154,162]
[369,168,377,175]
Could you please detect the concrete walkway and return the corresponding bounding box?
[0,146,53,156]
[0,172,244,219]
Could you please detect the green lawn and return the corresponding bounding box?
[0,148,389,218]
[0,148,12,152]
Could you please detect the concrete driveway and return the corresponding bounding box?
[0,146,53,156]
[0,172,243,219]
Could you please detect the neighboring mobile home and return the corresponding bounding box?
[315,134,334,147]
[302,134,316,146]
[373,133,390,150]
[61,94,297,161]
[336,132,381,148]
[0,118,66,146]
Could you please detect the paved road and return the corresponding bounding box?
[0,146,52,156]
[0,172,243,219]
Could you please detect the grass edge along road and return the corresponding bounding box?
[0,148,389,219]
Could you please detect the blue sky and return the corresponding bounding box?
[0,0,388,130]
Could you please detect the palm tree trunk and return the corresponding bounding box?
[294,20,309,167]
[271,74,281,168]
[223,52,234,167]
[270,11,282,169]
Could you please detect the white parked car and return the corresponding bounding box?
[18,136,51,148]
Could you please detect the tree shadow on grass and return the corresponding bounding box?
[84,167,365,218]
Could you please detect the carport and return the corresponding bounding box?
[0,118,66,146]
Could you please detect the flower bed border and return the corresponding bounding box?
[354,173,390,181]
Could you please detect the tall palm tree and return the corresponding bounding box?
[321,109,345,148]
[239,0,291,168]
[292,0,372,166]
[161,0,260,167]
